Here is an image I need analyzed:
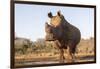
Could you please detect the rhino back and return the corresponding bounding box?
[61,20,81,44]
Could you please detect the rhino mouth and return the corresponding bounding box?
[45,39,55,41]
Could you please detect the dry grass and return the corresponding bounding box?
[15,37,95,66]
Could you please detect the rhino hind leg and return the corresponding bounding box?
[66,44,76,63]
[66,46,73,62]
[70,44,77,62]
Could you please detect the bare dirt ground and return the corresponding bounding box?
[15,52,95,67]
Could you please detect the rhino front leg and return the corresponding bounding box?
[54,40,65,63]
[59,49,65,63]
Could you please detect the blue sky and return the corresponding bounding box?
[15,4,94,41]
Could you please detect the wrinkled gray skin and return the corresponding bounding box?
[45,11,81,63]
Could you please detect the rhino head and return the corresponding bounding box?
[45,11,63,41]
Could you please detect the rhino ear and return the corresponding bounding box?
[48,12,53,18]
[57,11,61,16]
